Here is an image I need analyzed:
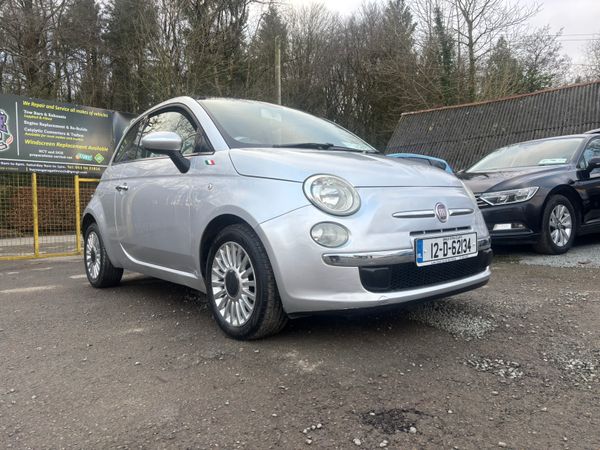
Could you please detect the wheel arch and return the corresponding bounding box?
[199,214,253,278]
[82,212,97,234]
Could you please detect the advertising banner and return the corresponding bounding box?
[0,94,135,177]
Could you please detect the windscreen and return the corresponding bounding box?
[199,99,375,152]
[468,137,584,172]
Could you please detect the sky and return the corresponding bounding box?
[285,0,600,67]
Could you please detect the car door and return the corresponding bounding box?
[96,120,143,249]
[113,106,210,274]
[576,136,600,226]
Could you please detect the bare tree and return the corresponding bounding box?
[517,26,570,92]
[584,38,600,81]
[450,0,539,100]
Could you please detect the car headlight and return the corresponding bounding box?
[303,174,361,216]
[480,187,539,206]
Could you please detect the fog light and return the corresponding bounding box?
[310,222,349,248]
[493,223,526,231]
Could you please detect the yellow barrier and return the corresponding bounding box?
[0,174,99,261]
[32,173,40,257]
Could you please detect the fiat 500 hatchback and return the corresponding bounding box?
[82,97,492,339]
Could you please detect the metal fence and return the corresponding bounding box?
[0,173,99,260]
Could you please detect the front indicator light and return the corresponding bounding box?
[310,222,349,248]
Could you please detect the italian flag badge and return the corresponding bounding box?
[205,159,215,166]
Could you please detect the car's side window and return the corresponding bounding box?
[578,138,600,170]
[112,120,144,164]
[140,109,213,158]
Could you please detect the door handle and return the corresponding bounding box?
[115,184,129,192]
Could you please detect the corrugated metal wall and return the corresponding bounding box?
[385,82,600,170]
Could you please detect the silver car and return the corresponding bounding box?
[82,97,492,339]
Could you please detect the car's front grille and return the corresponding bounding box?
[358,250,492,293]
[410,226,471,237]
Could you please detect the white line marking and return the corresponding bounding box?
[69,274,87,279]
[32,267,52,271]
[7,272,19,275]
[0,285,57,294]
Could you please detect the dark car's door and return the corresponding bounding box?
[576,136,600,227]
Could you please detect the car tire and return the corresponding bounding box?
[533,194,577,255]
[206,223,288,340]
[84,223,123,288]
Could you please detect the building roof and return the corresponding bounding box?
[385,81,600,170]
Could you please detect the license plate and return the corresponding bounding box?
[415,233,478,267]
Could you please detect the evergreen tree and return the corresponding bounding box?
[62,0,104,106]
[247,3,288,102]
[481,37,523,99]
[434,7,457,105]
[105,0,158,112]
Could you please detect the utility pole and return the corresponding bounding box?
[275,36,282,105]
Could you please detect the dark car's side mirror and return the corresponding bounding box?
[141,131,190,173]
[586,157,600,173]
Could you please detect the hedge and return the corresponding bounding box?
[0,185,96,237]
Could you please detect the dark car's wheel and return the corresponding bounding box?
[84,223,123,288]
[533,194,577,255]
[206,223,288,340]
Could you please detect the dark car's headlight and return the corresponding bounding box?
[480,187,539,206]
[303,175,361,216]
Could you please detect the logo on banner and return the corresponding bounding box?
[0,109,14,152]
[75,152,94,162]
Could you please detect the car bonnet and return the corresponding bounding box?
[228,148,462,188]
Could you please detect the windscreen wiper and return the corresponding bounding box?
[273,142,335,150]
[273,142,378,153]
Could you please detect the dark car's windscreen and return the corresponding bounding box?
[199,99,375,152]
[468,137,585,172]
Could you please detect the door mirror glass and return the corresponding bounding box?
[141,131,190,173]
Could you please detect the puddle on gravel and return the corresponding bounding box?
[408,302,495,339]
[359,408,426,434]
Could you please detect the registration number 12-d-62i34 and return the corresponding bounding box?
[415,232,478,267]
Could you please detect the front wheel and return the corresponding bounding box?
[84,223,123,288]
[533,195,577,255]
[206,224,288,340]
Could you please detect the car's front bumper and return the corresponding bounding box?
[478,201,542,245]
[257,187,491,315]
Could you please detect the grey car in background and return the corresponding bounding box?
[82,97,492,339]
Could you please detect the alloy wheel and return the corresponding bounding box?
[549,204,572,247]
[211,241,256,327]
[85,231,101,280]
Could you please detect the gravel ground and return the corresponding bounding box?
[0,248,599,449]
[497,234,600,268]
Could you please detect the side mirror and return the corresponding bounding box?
[586,157,600,173]
[141,131,190,173]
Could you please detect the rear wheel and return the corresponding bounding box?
[84,223,123,288]
[533,195,577,255]
[206,224,287,340]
